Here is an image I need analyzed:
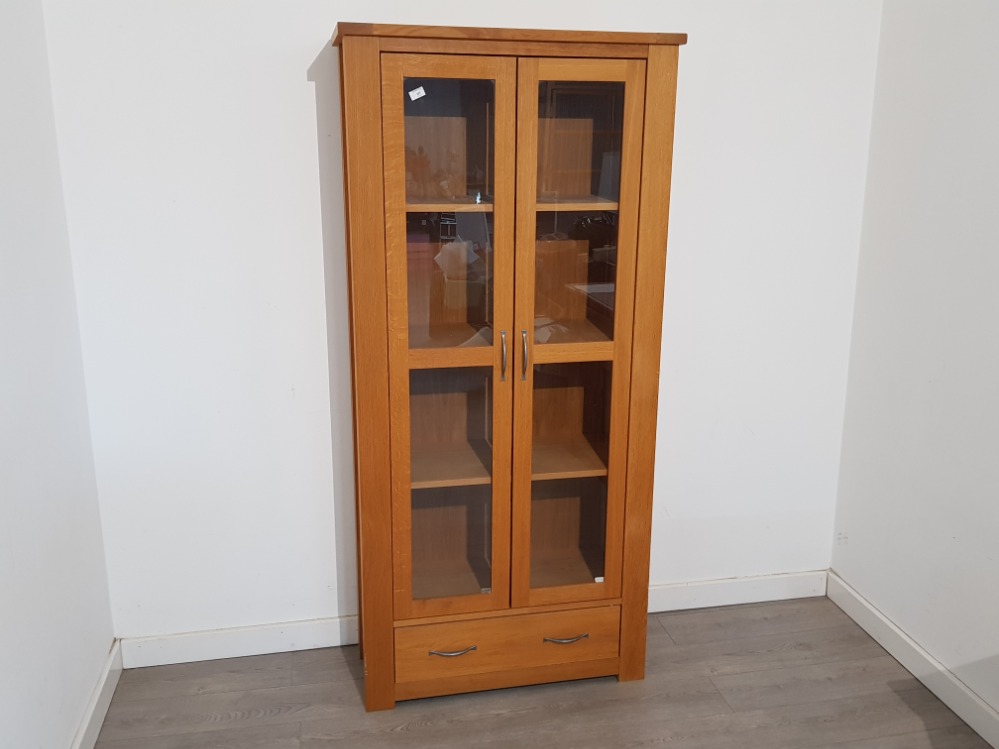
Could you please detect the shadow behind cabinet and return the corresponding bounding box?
[332,23,685,710]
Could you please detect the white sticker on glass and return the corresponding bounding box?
[408,86,426,101]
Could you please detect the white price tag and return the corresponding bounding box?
[408,86,426,101]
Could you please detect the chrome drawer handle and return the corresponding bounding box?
[543,633,589,645]
[429,645,477,658]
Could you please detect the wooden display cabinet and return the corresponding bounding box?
[332,22,685,710]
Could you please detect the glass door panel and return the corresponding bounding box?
[407,211,494,348]
[410,367,494,599]
[513,58,646,607]
[531,478,606,588]
[383,54,516,618]
[530,361,611,589]
[534,81,624,345]
[403,78,495,349]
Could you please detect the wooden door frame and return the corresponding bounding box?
[511,57,648,609]
[380,53,518,621]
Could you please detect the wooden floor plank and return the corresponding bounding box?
[291,645,364,686]
[112,653,294,702]
[95,722,301,749]
[93,603,990,749]
[299,671,732,746]
[301,689,965,749]
[645,614,677,644]
[647,622,887,678]
[808,724,993,748]
[655,597,853,646]
[711,654,921,711]
[97,682,359,742]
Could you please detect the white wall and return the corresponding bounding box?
[834,0,999,715]
[40,0,881,646]
[650,2,880,590]
[0,0,115,745]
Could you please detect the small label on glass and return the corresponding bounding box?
[594,576,605,583]
[408,86,426,101]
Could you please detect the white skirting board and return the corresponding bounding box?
[120,573,826,669]
[647,570,829,612]
[121,615,359,669]
[71,640,122,749]
[828,572,999,749]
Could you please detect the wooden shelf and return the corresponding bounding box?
[406,200,493,213]
[532,436,607,481]
[568,282,615,313]
[536,195,618,212]
[530,547,602,589]
[413,557,491,600]
[412,440,492,489]
[534,317,612,344]
[409,323,493,350]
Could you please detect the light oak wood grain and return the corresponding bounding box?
[618,42,680,683]
[335,24,685,709]
[332,23,688,47]
[338,34,395,711]
[395,606,619,683]
[376,37,652,59]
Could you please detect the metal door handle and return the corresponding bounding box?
[429,645,478,657]
[543,633,589,645]
[500,331,507,382]
[521,329,528,380]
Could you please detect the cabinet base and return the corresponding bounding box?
[395,657,620,701]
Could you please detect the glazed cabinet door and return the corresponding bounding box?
[512,57,647,607]
[381,54,517,618]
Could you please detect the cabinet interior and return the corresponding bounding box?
[409,367,494,600]
[530,361,611,587]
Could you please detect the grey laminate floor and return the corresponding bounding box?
[95,598,991,748]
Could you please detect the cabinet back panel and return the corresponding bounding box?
[410,369,492,450]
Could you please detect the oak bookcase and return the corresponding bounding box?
[332,22,684,710]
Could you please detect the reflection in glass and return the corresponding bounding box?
[534,210,618,343]
[407,212,494,348]
[537,81,624,204]
[404,78,495,207]
[535,81,624,343]
[409,367,493,599]
[402,78,495,349]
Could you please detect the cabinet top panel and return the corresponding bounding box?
[331,23,687,48]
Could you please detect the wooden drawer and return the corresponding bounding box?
[395,606,619,683]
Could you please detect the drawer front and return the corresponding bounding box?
[395,606,620,683]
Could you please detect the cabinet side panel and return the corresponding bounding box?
[619,44,679,681]
[339,35,395,710]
